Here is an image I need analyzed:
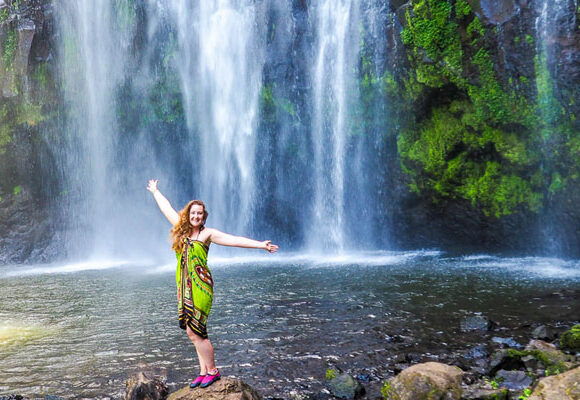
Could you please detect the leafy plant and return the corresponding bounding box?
[518,387,532,400]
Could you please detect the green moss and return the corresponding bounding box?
[325,368,337,380]
[16,102,46,126]
[2,28,18,70]
[148,74,184,124]
[506,349,570,374]
[0,104,12,154]
[0,8,9,23]
[381,381,400,400]
[401,0,464,86]
[13,185,21,195]
[525,34,534,46]
[467,17,485,39]
[560,324,580,351]
[455,0,471,18]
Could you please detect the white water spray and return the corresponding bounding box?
[310,0,361,251]
[167,0,265,233]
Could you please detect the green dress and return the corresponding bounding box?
[176,238,214,338]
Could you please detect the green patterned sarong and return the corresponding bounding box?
[176,238,214,338]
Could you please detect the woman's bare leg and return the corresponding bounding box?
[186,326,216,375]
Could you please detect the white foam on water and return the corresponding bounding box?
[2,249,444,277]
[461,256,580,279]
[0,259,136,278]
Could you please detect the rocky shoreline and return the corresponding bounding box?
[4,319,577,400]
[125,318,580,400]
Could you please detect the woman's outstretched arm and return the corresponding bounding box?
[207,228,279,253]
[147,179,179,226]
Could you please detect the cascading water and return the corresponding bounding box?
[310,0,361,252]
[534,0,578,254]
[49,0,389,260]
[165,0,265,233]
[55,1,133,259]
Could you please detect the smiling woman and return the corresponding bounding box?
[146,179,278,389]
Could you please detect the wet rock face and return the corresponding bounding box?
[167,377,262,400]
[478,0,520,24]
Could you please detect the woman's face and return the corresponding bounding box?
[189,204,205,228]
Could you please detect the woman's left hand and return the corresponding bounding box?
[263,240,279,253]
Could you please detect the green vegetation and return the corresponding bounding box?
[560,324,580,351]
[259,83,299,124]
[13,185,21,195]
[505,349,571,374]
[0,104,11,153]
[0,7,9,23]
[518,387,532,400]
[455,0,471,18]
[394,0,578,217]
[381,381,399,400]
[2,28,18,70]
[325,368,337,380]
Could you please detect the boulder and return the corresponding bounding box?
[125,372,168,400]
[525,340,572,366]
[167,377,261,400]
[532,325,558,342]
[495,370,532,391]
[325,369,365,400]
[528,366,580,400]
[381,362,464,400]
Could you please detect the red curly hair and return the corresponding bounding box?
[170,200,209,253]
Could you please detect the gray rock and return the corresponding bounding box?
[326,370,365,400]
[532,325,558,341]
[491,337,522,349]
[495,370,533,391]
[167,377,261,400]
[125,372,168,400]
[461,386,509,400]
[461,315,495,332]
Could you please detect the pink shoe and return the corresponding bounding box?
[189,375,206,388]
[200,370,220,388]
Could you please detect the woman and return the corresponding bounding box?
[147,179,279,389]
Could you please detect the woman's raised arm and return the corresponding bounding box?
[207,228,279,253]
[147,179,180,226]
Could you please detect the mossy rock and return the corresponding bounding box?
[560,325,580,352]
[528,366,580,400]
[382,362,463,400]
[325,368,365,400]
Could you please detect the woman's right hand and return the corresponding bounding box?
[147,179,159,194]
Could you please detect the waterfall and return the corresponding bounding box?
[165,0,265,233]
[49,0,388,259]
[534,0,578,255]
[55,1,133,259]
[310,0,361,252]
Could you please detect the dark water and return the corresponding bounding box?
[1,251,579,399]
